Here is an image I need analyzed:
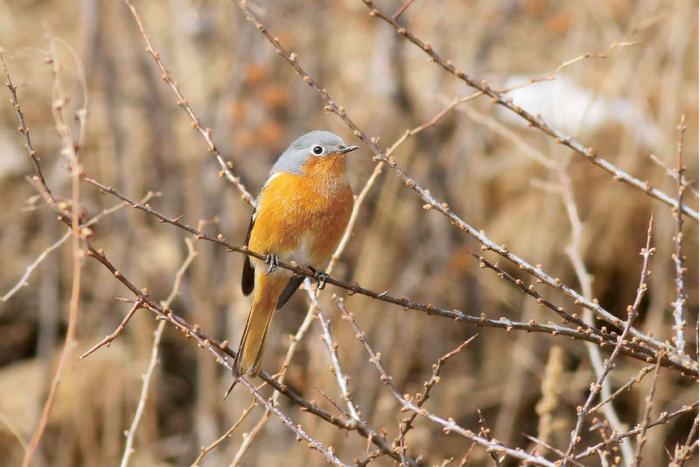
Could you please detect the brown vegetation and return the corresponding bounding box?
[0,0,697,466]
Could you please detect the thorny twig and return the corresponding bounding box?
[360,0,698,222]
[669,414,699,466]
[335,295,557,467]
[192,401,257,466]
[226,0,697,374]
[80,175,689,374]
[0,54,399,465]
[120,238,197,467]
[632,352,663,466]
[122,0,255,206]
[80,300,143,360]
[395,336,477,463]
[574,402,699,460]
[19,45,86,467]
[562,214,655,465]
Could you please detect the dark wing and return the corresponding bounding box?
[241,215,255,296]
[276,276,305,311]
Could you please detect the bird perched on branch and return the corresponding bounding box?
[235,130,358,377]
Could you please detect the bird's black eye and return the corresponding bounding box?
[312,145,324,155]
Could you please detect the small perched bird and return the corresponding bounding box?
[235,130,358,376]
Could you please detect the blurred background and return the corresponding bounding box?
[0,0,697,465]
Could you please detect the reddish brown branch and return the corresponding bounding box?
[360,0,698,222]
[80,300,143,359]
[225,0,696,374]
[80,176,690,374]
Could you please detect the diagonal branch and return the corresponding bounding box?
[360,0,698,222]
[122,0,255,206]
[80,176,689,374]
[335,295,556,467]
[562,214,655,465]
[225,0,696,373]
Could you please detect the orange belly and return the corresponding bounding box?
[248,154,353,269]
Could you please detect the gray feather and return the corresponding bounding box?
[270,130,347,175]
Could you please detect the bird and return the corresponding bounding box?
[234,130,358,377]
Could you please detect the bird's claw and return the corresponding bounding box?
[264,254,279,274]
[314,270,329,290]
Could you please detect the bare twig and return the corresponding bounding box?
[1,192,155,307]
[1,231,70,305]
[391,0,415,20]
[192,401,257,466]
[335,295,556,467]
[515,40,641,89]
[574,403,699,460]
[120,238,197,467]
[0,55,61,210]
[308,281,360,421]
[590,365,655,413]
[121,0,255,206]
[395,335,477,462]
[80,300,143,359]
[20,44,86,467]
[559,164,634,465]
[649,154,698,199]
[562,214,655,465]
[669,414,699,466]
[633,353,664,466]
[121,320,167,467]
[226,0,697,373]
[523,434,584,467]
[360,0,698,222]
[671,115,688,353]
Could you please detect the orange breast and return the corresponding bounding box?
[248,154,353,268]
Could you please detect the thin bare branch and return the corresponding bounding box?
[574,403,699,460]
[121,0,255,206]
[562,214,655,465]
[360,0,698,222]
[672,115,688,353]
[20,45,86,467]
[335,295,556,467]
[395,336,477,463]
[633,353,664,466]
[192,401,257,466]
[80,300,143,359]
[226,0,697,373]
[121,238,197,467]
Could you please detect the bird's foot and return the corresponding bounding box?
[264,254,279,274]
[310,267,330,290]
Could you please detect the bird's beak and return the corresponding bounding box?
[338,144,359,154]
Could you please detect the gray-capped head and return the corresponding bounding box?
[270,130,358,175]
